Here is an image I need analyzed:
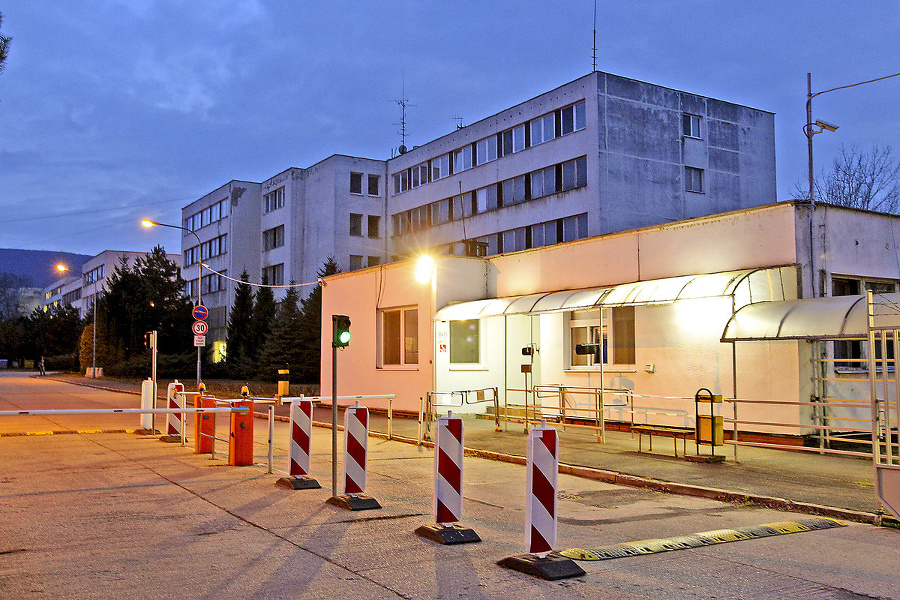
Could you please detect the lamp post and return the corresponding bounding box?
[142,219,203,389]
[805,71,900,205]
[804,71,900,297]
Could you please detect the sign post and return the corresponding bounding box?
[192,304,207,389]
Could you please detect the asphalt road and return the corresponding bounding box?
[1,373,898,599]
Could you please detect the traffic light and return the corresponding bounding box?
[333,314,351,348]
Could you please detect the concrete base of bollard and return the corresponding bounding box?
[497,553,585,581]
[415,524,481,545]
[326,494,381,511]
[276,476,321,490]
[158,435,182,443]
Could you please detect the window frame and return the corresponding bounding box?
[567,307,636,371]
[379,306,419,368]
[449,319,482,367]
[683,113,702,139]
[350,172,364,195]
[685,167,704,193]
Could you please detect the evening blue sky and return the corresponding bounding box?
[0,1,898,260]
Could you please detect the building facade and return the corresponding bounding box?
[320,202,900,440]
[179,70,776,354]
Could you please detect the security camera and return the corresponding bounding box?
[815,119,839,132]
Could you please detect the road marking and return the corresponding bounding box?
[560,517,847,561]
[1,429,138,437]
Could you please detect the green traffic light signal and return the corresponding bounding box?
[333,314,351,348]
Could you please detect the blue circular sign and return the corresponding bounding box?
[192,305,208,321]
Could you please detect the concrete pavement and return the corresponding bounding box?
[2,381,899,598]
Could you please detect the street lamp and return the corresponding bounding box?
[805,71,900,205]
[142,219,203,389]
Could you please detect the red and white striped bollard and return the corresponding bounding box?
[415,411,480,544]
[498,419,584,580]
[160,381,184,443]
[277,396,321,490]
[327,401,380,510]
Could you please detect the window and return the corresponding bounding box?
[476,136,498,165]
[569,307,635,368]
[200,234,227,260]
[393,171,409,194]
[381,307,418,366]
[450,319,480,364]
[453,146,473,173]
[832,277,897,370]
[683,113,702,138]
[560,156,588,191]
[368,215,380,239]
[368,174,380,196]
[349,255,363,271]
[262,225,285,251]
[350,213,363,237]
[184,198,228,231]
[531,166,556,199]
[531,113,555,146]
[184,246,199,266]
[202,270,226,294]
[501,124,526,156]
[261,264,284,286]
[685,167,704,193]
[367,256,381,267]
[350,172,363,194]
[83,265,105,285]
[431,154,450,181]
[559,101,586,136]
[264,187,285,213]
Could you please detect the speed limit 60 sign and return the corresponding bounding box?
[192,320,209,335]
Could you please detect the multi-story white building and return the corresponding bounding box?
[180,70,776,351]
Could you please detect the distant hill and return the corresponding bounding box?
[0,249,91,289]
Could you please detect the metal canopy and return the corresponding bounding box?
[434,266,796,322]
[721,292,900,341]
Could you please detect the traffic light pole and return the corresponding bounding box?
[332,341,338,497]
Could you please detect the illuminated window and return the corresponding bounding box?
[450,319,480,364]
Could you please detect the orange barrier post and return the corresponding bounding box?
[194,395,215,454]
[229,400,254,466]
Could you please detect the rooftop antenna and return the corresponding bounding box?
[592,0,598,72]
[453,116,464,129]
[396,73,413,154]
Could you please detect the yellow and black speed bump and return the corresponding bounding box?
[561,518,846,561]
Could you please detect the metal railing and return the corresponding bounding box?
[420,388,499,444]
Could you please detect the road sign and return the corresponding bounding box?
[194,335,207,347]
[192,320,209,335]
[192,305,209,321]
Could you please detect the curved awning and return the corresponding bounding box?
[722,293,900,341]
[434,266,796,321]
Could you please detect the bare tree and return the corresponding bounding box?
[806,145,900,213]
[0,13,10,74]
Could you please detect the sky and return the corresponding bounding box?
[0,1,898,259]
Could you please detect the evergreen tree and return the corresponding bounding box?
[296,257,340,383]
[249,275,276,367]
[258,283,302,380]
[225,270,254,376]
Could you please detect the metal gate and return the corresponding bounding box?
[867,291,900,520]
